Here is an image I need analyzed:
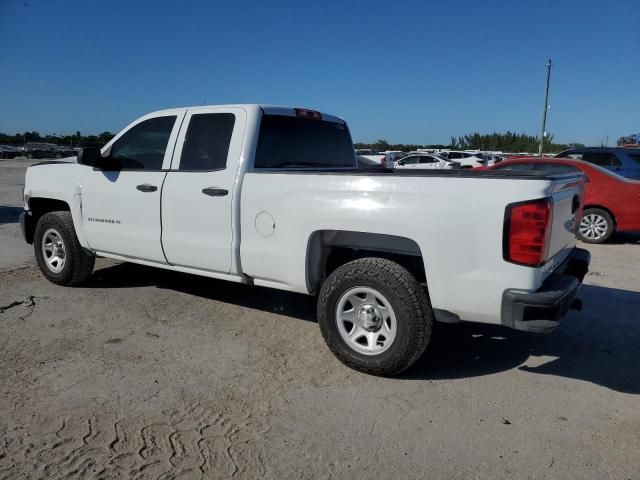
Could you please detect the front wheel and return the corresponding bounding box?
[578,208,614,244]
[317,258,433,376]
[34,211,95,285]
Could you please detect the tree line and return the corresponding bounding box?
[0,131,115,147]
[356,132,585,153]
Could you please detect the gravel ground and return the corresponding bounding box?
[1,159,639,479]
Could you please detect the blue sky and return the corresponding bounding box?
[0,0,637,145]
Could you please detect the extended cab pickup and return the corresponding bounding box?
[20,105,590,375]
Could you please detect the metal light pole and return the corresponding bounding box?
[538,59,552,157]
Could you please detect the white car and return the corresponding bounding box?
[439,151,488,168]
[382,150,408,168]
[20,104,590,376]
[394,153,457,170]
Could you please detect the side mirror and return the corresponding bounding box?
[76,147,103,167]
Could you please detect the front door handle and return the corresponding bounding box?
[136,184,158,192]
[202,187,229,197]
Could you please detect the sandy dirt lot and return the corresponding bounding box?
[1,159,639,479]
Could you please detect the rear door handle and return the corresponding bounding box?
[202,187,229,197]
[136,184,157,192]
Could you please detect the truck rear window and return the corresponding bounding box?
[254,114,355,169]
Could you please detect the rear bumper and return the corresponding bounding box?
[501,248,591,334]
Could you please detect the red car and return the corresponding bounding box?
[485,157,640,243]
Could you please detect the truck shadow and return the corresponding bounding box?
[0,205,23,225]
[86,261,318,323]
[607,232,640,245]
[405,284,640,394]
[86,263,640,394]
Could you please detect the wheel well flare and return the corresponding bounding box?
[23,198,70,244]
[306,230,426,293]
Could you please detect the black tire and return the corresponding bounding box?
[26,152,33,159]
[34,211,95,285]
[577,208,614,244]
[317,257,433,376]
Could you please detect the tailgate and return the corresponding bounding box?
[546,173,585,262]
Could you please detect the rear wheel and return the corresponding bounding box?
[578,208,614,244]
[34,211,95,285]
[317,258,433,376]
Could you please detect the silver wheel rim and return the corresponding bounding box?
[41,228,66,273]
[579,213,608,241]
[335,286,397,356]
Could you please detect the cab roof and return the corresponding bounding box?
[145,104,346,124]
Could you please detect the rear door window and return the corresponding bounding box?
[401,156,419,164]
[254,114,355,169]
[582,152,616,167]
[418,156,437,164]
[179,113,235,171]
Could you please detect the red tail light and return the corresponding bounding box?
[503,198,553,267]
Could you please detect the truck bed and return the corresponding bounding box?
[249,166,585,181]
[240,169,585,326]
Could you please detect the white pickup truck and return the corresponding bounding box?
[20,105,590,376]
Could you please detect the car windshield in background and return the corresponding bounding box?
[254,114,355,169]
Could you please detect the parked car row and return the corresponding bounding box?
[21,142,79,159]
[394,153,459,170]
[437,151,493,168]
[355,149,507,170]
[0,143,79,159]
[354,145,639,245]
[0,145,22,159]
